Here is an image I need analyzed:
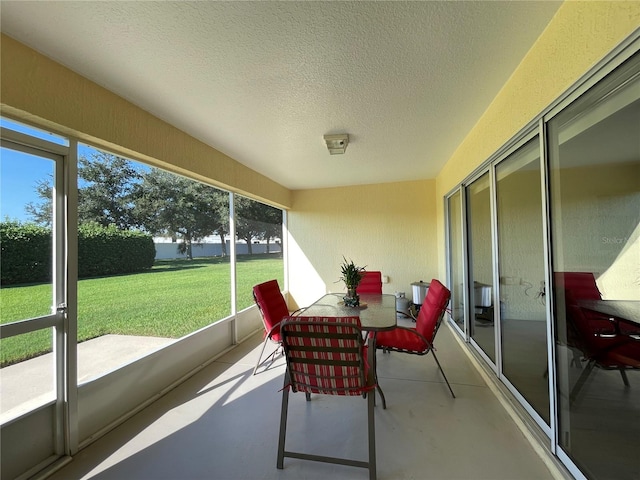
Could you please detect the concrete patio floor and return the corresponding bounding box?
[40,320,565,480]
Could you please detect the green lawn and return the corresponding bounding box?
[0,255,284,367]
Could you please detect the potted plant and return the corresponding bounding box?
[339,257,365,307]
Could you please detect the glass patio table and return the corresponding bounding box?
[298,293,398,408]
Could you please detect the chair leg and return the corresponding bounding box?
[367,378,377,480]
[619,368,630,387]
[277,372,291,469]
[431,350,455,398]
[253,337,270,375]
[570,359,595,403]
[570,349,583,368]
[372,347,386,409]
[254,339,282,375]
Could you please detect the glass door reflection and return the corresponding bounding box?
[467,172,495,363]
[548,54,639,480]
[448,190,465,332]
[495,137,550,424]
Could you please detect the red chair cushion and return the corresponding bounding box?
[556,272,603,300]
[357,271,383,295]
[596,340,640,368]
[415,279,450,341]
[253,279,289,342]
[376,327,428,353]
[375,279,450,354]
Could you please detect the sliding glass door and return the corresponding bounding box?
[548,53,639,480]
[495,136,549,424]
[467,172,496,364]
[447,190,465,333]
[445,41,639,480]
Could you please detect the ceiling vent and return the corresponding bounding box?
[323,134,349,155]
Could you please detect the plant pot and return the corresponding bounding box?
[344,288,360,307]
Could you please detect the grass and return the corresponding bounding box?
[0,255,284,367]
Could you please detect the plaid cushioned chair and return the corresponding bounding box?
[277,315,377,480]
[356,271,383,295]
[252,279,292,375]
[376,278,455,398]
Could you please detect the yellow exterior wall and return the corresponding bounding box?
[287,180,437,308]
[0,34,291,209]
[435,2,640,277]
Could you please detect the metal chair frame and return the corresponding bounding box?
[276,316,377,480]
[252,280,302,375]
[377,279,455,398]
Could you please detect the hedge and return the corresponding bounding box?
[1,221,156,285]
[0,222,51,285]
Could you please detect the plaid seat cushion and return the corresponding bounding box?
[281,315,370,396]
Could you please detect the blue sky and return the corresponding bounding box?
[0,148,53,222]
[1,119,94,223]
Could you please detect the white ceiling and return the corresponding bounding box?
[0,1,562,190]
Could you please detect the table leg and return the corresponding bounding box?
[368,333,386,409]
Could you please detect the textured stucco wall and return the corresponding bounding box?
[0,34,291,209]
[287,180,437,308]
[435,2,640,277]
[553,162,640,300]
[497,168,546,321]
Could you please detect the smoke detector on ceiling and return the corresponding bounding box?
[323,134,349,155]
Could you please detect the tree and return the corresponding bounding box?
[235,196,281,255]
[25,149,276,260]
[212,192,230,256]
[235,196,260,255]
[25,177,53,227]
[134,170,225,259]
[26,151,142,229]
[78,152,142,229]
[260,204,282,253]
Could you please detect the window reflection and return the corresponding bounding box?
[549,56,639,480]
[448,191,465,331]
[467,172,495,362]
[495,137,549,424]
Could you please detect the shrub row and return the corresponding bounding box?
[1,222,156,285]
[0,222,51,285]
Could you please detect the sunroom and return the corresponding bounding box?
[1,2,638,480]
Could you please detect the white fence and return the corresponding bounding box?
[154,241,281,260]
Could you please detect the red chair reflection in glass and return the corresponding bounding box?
[357,271,383,295]
[565,302,640,401]
[252,279,292,375]
[277,316,377,480]
[375,278,455,398]
[556,272,617,336]
[555,272,640,397]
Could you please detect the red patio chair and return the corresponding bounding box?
[252,279,292,375]
[376,278,455,398]
[277,315,377,480]
[357,271,383,295]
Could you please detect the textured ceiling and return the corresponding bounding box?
[0,1,562,190]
